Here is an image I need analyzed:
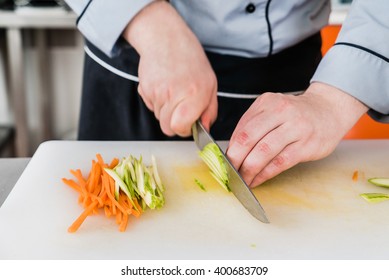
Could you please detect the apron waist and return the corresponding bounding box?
[85,32,322,97]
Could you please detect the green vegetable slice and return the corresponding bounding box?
[360,193,389,203]
[198,143,230,192]
[104,168,135,206]
[105,154,165,211]
[194,178,206,191]
[368,177,389,188]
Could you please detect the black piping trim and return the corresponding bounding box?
[265,0,273,56]
[334,42,389,63]
[76,0,94,25]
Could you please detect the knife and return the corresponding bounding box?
[192,120,269,223]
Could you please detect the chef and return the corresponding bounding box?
[65,0,388,188]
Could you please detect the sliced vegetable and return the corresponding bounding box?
[62,153,165,233]
[367,177,389,188]
[105,154,165,210]
[198,143,230,192]
[194,178,206,191]
[360,193,389,203]
[104,168,138,210]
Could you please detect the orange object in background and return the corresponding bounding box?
[320,25,389,139]
[321,25,341,55]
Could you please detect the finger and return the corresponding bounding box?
[200,89,218,132]
[137,84,154,113]
[227,109,282,171]
[170,101,195,137]
[238,122,299,186]
[171,90,217,137]
[249,142,303,188]
[159,101,175,136]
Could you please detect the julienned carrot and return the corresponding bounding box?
[352,170,359,182]
[62,153,142,233]
[68,200,98,233]
[109,158,119,169]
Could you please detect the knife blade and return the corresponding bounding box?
[192,120,269,223]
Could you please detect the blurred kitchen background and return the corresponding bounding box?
[0,0,352,157]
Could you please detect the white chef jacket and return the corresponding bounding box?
[65,0,389,122]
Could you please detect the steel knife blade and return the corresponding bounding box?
[192,120,269,223]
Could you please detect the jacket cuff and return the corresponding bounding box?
[311,44,389,123]
[77,0,155,57]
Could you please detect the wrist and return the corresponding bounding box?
[122,0,189,55]
[305,82,369,130]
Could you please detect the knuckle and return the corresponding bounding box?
[259,92,274,99]
[271,154,288,168]
[234,130,250,146]
[256,142,272,155]
[274,98,292,114]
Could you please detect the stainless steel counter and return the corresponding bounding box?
[0,158,30,207]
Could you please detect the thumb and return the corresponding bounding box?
[170,93,217,137]
[200,93,218,132]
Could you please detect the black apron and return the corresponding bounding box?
[78,32,322,140]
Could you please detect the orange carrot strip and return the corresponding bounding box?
[97,188,107,207]
[101,173,113,210]
[109,158,119,169]
[62,178,83,194]
[119,213,129,232]
[91,205,99,215]
[130,199,142,218]
[96,153,105,167]
[70,170,88,204]
[104,205,112,217]
[82,195,93,208]
[70,169,86,188]
[352,170,359,182]
[115,210,122,225]
[103,173,127,215]
[88,160,101,192]
[62,179,87,206]
[90,194,103,206]
[118,193,133,215]
[92,174,102,196]
[68,200,98,233]
[108,175,117,215]
[92,163,102,192]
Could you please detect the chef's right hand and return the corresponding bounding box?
[123,0,218,137]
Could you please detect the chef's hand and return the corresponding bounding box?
[226,82,369,188]
[123,1,217,137]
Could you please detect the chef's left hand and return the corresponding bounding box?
[226,82,368,188]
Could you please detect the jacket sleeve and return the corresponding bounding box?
[311,0,389,122]
[65,0,155,57]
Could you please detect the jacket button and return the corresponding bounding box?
[245,3,256,13]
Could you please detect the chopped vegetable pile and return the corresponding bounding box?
[198,143,230,192]
[62,153,165,233]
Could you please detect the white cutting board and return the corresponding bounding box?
[1,140,389,260]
